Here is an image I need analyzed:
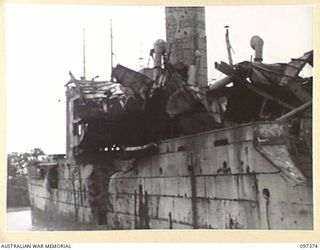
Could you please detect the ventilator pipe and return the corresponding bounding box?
[153,39,166,80]
[187,65,197,85]
[250,36,264,62]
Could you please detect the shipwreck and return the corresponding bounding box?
[27,7,313,230]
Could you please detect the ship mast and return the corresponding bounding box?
[82,28,86,79]
[110,19,114,82]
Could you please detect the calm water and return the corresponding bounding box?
[6,207,32,231]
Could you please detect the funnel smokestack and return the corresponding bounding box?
[250,35,264,62]
[165,7,207,87]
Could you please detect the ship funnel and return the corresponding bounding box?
[250,35,264,62]
[165,7,207,87]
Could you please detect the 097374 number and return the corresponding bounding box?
[300,244,318,248]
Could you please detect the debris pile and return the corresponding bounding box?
[66,46,312,156]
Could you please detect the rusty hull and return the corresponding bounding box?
[106,121,312,230]
[27,120,312,230]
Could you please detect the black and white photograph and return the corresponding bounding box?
[5,4,314,232]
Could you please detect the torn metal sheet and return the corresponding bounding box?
[254,143,306,183]
[279,51,313,86]
[112,64,154,100]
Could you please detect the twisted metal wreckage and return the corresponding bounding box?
[65,47,312,156]
[27,7,313,230]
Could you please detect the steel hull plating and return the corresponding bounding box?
[27,121,313,230]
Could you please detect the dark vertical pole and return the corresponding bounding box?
[144,190,150,229]
[110,19,114,82]
[138,184,143,229]
[134,190,137,229]
[190,165,198,229]
[189,152,198,229]
[168,212,173,229]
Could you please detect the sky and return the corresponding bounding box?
[5,4,313,154]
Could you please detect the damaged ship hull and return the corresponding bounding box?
[107,122,312,230]
[27,6,313,230]
[28,120,313,230]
